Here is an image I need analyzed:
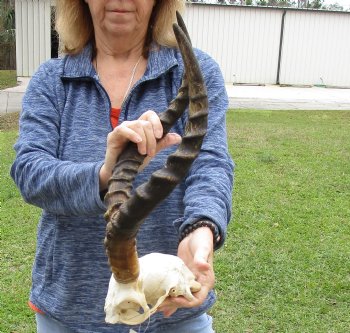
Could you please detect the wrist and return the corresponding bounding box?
[179,220,220,247]
[99,164,111,191]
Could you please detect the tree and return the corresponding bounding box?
[189,0,348,10]
[326,3,344,10]
[256,0,295,6]
[0,0,15,42]
[0,0,15,69]
[307,0,324,9]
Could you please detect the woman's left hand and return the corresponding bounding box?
[157,227,215,317]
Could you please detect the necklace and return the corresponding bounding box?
[95,55,142,105]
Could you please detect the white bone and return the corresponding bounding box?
[104,253,201,325]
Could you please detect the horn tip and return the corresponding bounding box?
[176,10,181,21]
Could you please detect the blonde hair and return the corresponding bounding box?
[55,0,185,55]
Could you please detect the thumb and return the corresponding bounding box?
[194,247,211,269]
[139,133,181,171]
[156,133,182,153]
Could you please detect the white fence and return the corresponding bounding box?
[15,1,350,87]
[279,10,350,87]
[15,0,54,77]
[184,4,350,87]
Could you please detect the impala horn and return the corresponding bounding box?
[103,12,209,325]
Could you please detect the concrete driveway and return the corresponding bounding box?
[227,84,350,110]
[0,77,30,114]
[1,78,350,114]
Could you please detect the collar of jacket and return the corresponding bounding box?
[61,43,179,82]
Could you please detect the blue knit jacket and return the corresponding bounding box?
[11,43,234,332]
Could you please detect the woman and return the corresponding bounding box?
[11,0,234,332]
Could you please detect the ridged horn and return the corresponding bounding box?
[104,17,191,220]
[104,12,208,284]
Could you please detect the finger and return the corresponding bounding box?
[104,126,142,172]
[159,284,211,310]
[140,119,157,156]
[108,124,142,148]
[125,121,147,155]
[140,110,163,139]
[165,293,204,309]
[163,307,177,317]
[157,304,178,317]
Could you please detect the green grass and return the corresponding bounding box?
[213,110,350,333]
[0,112,40,333]
[1,110,350,332]
[0,70,17,90]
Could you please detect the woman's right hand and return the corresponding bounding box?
[99,110,181,191]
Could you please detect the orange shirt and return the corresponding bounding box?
[28,301,44,314]
[111,107,121,128]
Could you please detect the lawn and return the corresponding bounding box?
[0,70,17,90]
[1,110,349,332]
